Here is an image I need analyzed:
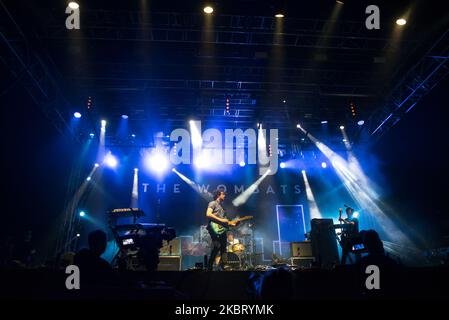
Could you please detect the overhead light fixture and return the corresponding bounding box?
[357,120,365,126]
[321,120,328,124]
[339,125,345,130]
[336,0,344,4]
[68,2,79,9]
[275,13,284,18]
[203,6,214,14]
[121,114,128,119]
[396,18,407,26]
[73,112,82,119]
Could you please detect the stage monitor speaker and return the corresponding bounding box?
[310,218,339,269]
[157,255,182,271]
[290,257,315,269]
[290,241,313,257]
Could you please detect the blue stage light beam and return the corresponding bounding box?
[171,168,212,201]
[302,170,322,219]
[131,168,139,207]
[232,169,271,207]
[298,126,412,246]
[104,152,118,168]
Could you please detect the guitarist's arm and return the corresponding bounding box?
[206,208,234,225]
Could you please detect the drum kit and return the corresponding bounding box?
[221,225,259,271]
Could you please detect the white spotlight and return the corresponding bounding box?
[296,124,302,129]
[275,13,284,18]
[203,6,213,14]
[104,153,118,168]
[101,120,107,127]
[339,125,345,130]
[357,120,365,126]
[94,163,99,167]
[396,18,407,26]
[146,153,169,173]
[68,2,79,9]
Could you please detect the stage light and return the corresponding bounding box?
[189,120,202,148]
[104,153,118,168]
[68,2,79,9]
[89,133,95,138]
[101,120,107,127]
[353,211,360,218]
[339,125,345,130]
[283,100,286,103]
[131,134,136,138]
[275,13,284,18]
[342,139,347,142]
[396,18,407,26]
[86,176,91,181]
[358,120,365,126]
[147,153,169,173]
[76,233,81,237]
[239,161,246,167]
[321,162,327,168]
[301,170,306,174]
[203,6,213,14]
[296,124,302,129]
[121,114,128,119]
[79,211,85,217]
[134,168,138,172]
[321,120,328,124]
[73,112,82,118]
[280,162,286,169]
[336,1,344,5]
[94,163,99,167]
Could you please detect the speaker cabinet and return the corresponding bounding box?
[290,241,313,257]
[157,255,182,271]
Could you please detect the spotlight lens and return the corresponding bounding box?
[104,153,118,168]
[353,211,360,218]
[339,125,345,130]
[357,120,365,126]
[79,211,85,217]
[301,170,306,174]
[134,168,138,172]
[86,176,91,181]
[101,120,107,127]
[321,120,328,124]
[204,6,213,14]
[131,134,136,138]
[275,13,284,18]
[68,2,79,9]
[280,162,286,169]
[321,162,327,168]
[147,153,169,173]
[296,124,302,129]
[122,114,129,119]
[94,163,99,167]
[239,161,246,167]
[89,133,95,138]
[396,18,407,26]
[73,112,82,118]
[76,233,81,237]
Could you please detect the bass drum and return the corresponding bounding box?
[221,252,241,270]
[232,243,245,254]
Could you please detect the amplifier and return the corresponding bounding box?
[291,241,313,257]
[157,255,182,271]
[290,257,315,269]
[160,238,181,256]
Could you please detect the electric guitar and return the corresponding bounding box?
[209,216,253,235]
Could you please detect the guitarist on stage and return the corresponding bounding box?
[206,189,236,271]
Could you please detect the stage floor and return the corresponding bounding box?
[1,266,449,300]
